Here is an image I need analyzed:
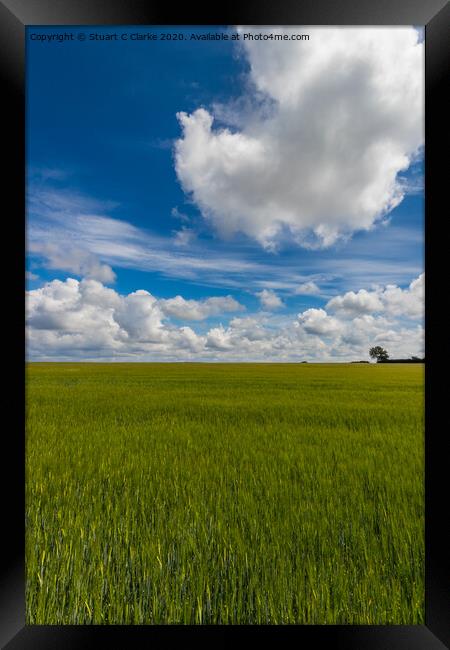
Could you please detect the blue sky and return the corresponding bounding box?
[26,26,424,361]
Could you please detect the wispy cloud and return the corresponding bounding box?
[27,186,334,292]
[173,227,197,247]
[26,180,423,304]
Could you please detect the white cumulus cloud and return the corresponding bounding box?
[175,27,423,249]
[256,288,284,310]
[326,273,424,318]
[26,275,424,362]
[297,308,343,337]
[381,273,424,318]
[326,289,384,316]
[294,281,320,295]
[159,295,244,321]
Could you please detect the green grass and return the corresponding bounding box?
[26,362,424,624]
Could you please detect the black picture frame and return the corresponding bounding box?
[2,1,449,647]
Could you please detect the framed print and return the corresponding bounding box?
[1,0,449,647]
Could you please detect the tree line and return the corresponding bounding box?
[368,346,424,363]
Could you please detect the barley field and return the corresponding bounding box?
[25,362,424,624]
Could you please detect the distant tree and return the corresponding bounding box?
[369,346,389,363]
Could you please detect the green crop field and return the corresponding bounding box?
[25,362,424,625]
